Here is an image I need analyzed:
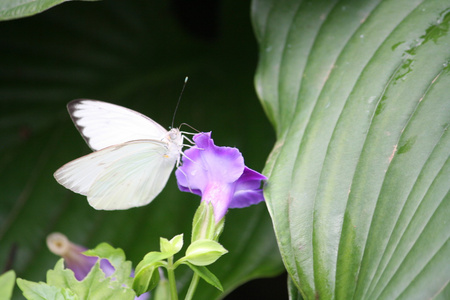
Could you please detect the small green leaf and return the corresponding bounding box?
[192,202,217,242]
[160,234,184,255]
[213,217,225,241]
[135,251,171,275]
[185,263,223,291]
[47,259,136,299]
[159,238,171,254]
[183,239,228,266]
[16,277,77,300]
[0,0,98,21]
[83,242,133,285]
[45,259,75,288]
[0,270,16,300]
[133,263,163,296]
[133,251,170,295]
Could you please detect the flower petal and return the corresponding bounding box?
[176,132,245,194]
[229,167,267,208]
[46,232,98,280]
[202,181,236,222]
[176,132,266,222]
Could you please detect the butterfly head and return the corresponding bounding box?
[168,128,182,141]
[164,128,183,153]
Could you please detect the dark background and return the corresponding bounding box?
[0,0,288,299]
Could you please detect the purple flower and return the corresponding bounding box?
[46,232,149,300]
[175,132,266,223]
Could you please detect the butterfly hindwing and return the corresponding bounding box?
[54,140,178,210]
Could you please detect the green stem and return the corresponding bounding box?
[184,273,200,300]
[167,257,178,300]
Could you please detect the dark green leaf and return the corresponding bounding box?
[185,263,223,291]
[253,0,450,299]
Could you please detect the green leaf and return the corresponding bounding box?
[191,202,216,242]
[183,240,228,267]
[83,243,133,286]
[132,263,161,296]
[287,276,303,300]
[0,270,16,300]
[16,278,77,300]
[47,259,136,299]
[133,251,167,294]
[185,263,223,291]
[135,252,170,274]
[0,1,284,299]
[160,234,184,255]
[0,0,97,21]
[253,0,450,299]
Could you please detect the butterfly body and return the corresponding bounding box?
[54,99,185,210]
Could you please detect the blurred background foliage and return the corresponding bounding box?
[0,0,286,299]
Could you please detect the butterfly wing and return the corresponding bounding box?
[68,99,168,151]
[54,140,179,210]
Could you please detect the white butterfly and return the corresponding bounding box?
[54,99,185,210]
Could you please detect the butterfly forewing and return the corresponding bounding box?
[68,100,168,151]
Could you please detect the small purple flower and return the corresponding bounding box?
[46,232,149,300]
[46,232,114,280]
[175,132,266,223]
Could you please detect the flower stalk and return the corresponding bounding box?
[166,256,178,300]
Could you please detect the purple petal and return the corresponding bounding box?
[135,293,151,300]
[229,167,266,208]
[175,143,207,194]
[176,132,245,194]
[66,253,98,281]
[236,167,267,190]
[176,132,267,222]
[99,258,115,277]
[202,181,236,222]
[193,133,244,183]
[229,190,265,208]
[47,232,97,280]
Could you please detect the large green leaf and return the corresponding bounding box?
[0,0,97,21]
[253,0,450,299]
[0,1,284,299]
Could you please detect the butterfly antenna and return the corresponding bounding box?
[172,77,189,128]
[179,122,200,134]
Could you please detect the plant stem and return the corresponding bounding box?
[184,273,200,300]
[167,257,178,300]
